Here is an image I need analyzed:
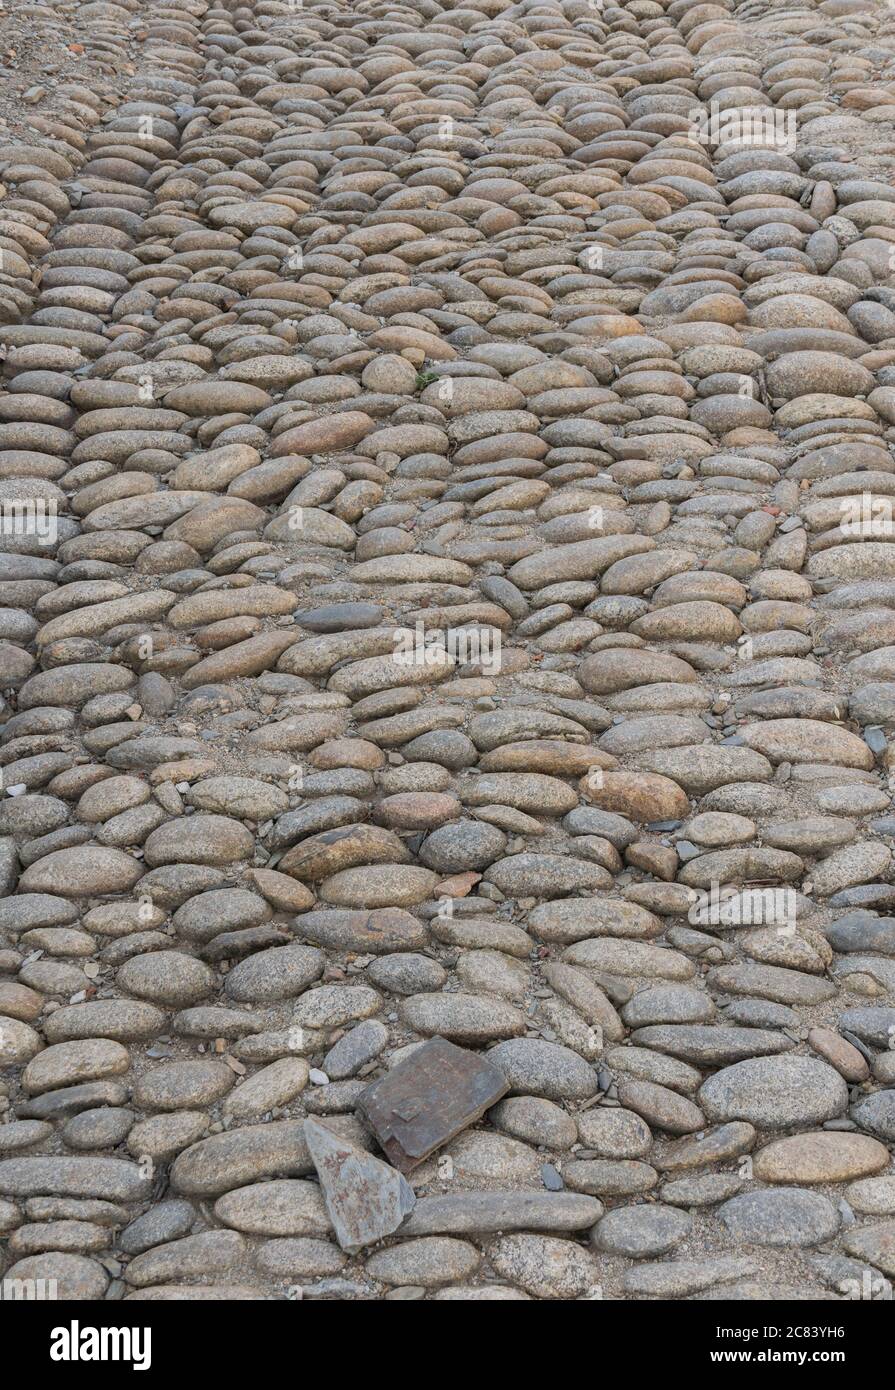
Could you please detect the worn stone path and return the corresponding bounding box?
[0,0,894,1301]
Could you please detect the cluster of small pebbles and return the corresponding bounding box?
[1,0,895,1303]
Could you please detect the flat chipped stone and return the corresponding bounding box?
[303,1116,414,1254]
[356,1035,509,1173]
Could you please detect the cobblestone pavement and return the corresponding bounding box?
[0,0,894,1303]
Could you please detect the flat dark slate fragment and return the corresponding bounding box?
[357,1035,509,1172]
[303,1117,414,1254]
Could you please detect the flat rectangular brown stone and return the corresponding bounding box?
[356,1035,509,1173]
